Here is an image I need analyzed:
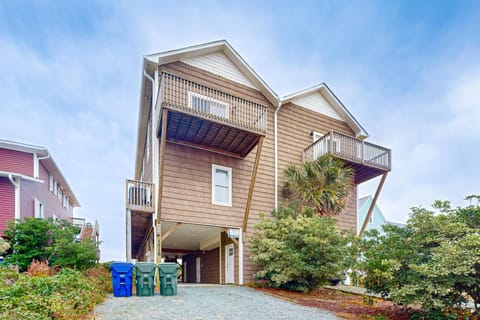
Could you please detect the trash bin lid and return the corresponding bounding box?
[135,262,156,273]
[111,262,134,273]
[158,262,179,274]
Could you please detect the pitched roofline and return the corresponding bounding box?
[282,83,369,139]
[144,39,278,106]
[358,194,387,223]
[0,139,81,207]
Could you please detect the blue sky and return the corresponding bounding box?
[1,1,479,261]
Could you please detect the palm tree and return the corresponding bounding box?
[283,154,353,217]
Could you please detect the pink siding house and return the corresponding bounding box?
[0,139,80,235]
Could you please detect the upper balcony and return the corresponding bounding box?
[126,179,155,213]
[302,131,391,184]
[157,72,268,158]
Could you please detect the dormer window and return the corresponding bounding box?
[188,92,229,119]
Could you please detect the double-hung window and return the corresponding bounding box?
[212,164,232,206]
[189,92,229,119]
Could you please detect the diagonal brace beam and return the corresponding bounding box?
[242,136,264,232]
[358,172,388,237]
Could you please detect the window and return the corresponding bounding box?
[212,164,232,206]
[34,198,44,218]
[188,92,229,119]
[63,195,69,209]
[49,175,54,192]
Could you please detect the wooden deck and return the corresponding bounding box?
[158,72,267,158]
[303,131,391,184]
[126,179,155,258]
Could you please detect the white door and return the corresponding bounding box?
[225,244,234,284]
[196,257,201,283]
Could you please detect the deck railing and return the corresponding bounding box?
[72,217,85,228]
[303,131,391,171]
[158,72,267,134]
[126,179,155,212]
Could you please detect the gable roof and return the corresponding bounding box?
[0,139,80,207]
[282,83,369,139]
[144,40,278,105]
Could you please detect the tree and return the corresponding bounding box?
[250,205,356,292]
[3,218,55,270]
[3,218,98,271]
[283,154,353,217]
[359,200,480,315]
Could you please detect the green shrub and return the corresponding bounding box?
[359,199,480,316]
[250,205,356,292]
[3,218,98,271]
[0,266,110,319]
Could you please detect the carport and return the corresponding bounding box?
[160,221,243,285]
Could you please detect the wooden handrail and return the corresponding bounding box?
[302,131,391,171]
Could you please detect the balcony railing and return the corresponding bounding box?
[126,179,155,212]
[303,131,391,171]
[159,72,267,134]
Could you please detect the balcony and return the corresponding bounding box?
[126,179,155,213]
[302,131,391,184]
[157,72,267,158]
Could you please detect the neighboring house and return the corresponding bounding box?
[0,139,80,235]
[357,195,405,235]
[73,217,101,261]
[126,40,392,285]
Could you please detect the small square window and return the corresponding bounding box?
[212,164,232,206]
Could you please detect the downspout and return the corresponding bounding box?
[37,154,50,179]
[143,69,158,263]
[8,174,20,220]
[274,101,283,210]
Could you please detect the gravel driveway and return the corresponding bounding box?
[93,285,338,320]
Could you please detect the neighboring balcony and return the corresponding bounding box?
[157,72,268,158]
[126,179,155,213]
[302,131,391,184]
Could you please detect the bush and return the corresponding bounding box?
[250,205,356,292]
[359,199,480,316]
[3,218,98,271]
[0,266,110,319]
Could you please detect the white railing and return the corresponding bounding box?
[72,217,85,228]
[303,131,391,171]
[126,179,155,212]
[158,72,267,134]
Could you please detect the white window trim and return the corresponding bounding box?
[212,164,232,207]
[34,198,44,219]
[49,175,54,192]
[188,91,230,119]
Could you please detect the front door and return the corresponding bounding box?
[225,244,234,284]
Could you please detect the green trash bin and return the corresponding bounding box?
[135,262,156,296]
[158,263,178,296]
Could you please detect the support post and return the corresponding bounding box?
[126,209,132,261]
[156,108,168,264]
[239,228,243,285]
[242,136,264,232]
[358,172,388,237]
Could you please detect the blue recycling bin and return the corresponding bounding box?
[111,262,133,297]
